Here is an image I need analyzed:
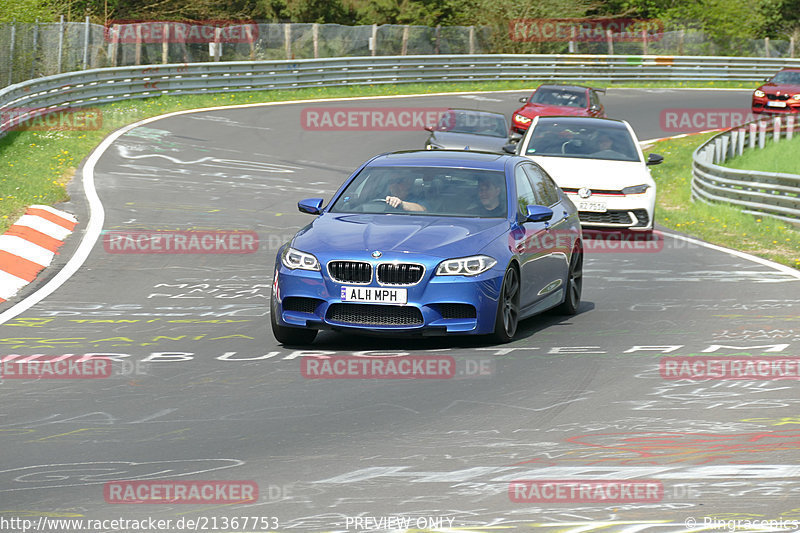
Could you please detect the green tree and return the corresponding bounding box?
[349,0,457,26]
[0,0,59,22]
[759,0,800,39]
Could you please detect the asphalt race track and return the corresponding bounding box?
[1,88,799,533]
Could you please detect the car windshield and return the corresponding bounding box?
[525,122,641,162]
[770,71,800,85]
[530,88,587,108]
[329,166,508,218]
[433,110,508,138]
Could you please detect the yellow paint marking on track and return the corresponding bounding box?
[27,428,106,442]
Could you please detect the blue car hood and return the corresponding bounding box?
[293,214,508,259]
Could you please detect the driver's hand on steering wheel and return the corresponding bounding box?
[385,195,404,209]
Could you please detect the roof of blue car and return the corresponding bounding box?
[371,150,510,170]
[534,116,629,129]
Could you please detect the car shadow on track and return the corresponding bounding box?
[282,300,596,351]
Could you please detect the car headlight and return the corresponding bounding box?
[621,184,650,195]
[514,114,532,124]
[791,94,800,100]
[754,90,766,98]
[281,247,320,271]
[436,255,497,276]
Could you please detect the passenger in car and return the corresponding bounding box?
[469,175,505,217]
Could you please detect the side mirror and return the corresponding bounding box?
[298,198,324,215]
[503,143,517,154]
[519,96,528,103]
[509,132,522,142]
[646,153,664,166]
[525,205,553,222]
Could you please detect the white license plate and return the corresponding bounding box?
[767,101,787,108]
[341,286,407,304]
[578,201,607,213]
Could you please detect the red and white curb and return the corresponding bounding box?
[0,205,77,303]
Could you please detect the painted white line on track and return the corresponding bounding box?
[0,91,792,323]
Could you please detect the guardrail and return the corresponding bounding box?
[4,54,800,136]
[691,116,800,225]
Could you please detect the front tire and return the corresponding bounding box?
[554,245,583,315]
[270,291,318,345]
[491,265,520,343]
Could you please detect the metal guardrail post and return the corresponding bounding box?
[83,16,90,70]
[57,16,64,74]
[31,20,39,79]
[8,20,15,86]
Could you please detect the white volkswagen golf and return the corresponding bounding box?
[511,116,663,233]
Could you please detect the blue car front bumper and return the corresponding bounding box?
[273,252,506,336]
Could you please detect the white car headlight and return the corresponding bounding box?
[436,255,497,276]
[514,114,532,124]
[791,94,800,100]
[281,247,320,271]
[754,90,766,98]
[621,184,650,195]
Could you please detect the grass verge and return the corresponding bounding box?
[1,78,791,271]
[722,134,800,174]
[644,134,799,269]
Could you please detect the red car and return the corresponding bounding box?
[511,84,606,135]
[752,68,800,114]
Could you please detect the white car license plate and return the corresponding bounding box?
[341,286,407,304]
[578,201,607,213]
[767,101,787,108]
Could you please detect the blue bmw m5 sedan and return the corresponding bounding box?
[271,150,583,344]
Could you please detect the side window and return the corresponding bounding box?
[515,165,538,215]
[523,164,560,207]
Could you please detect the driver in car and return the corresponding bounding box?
[590,132,623,157]
[384,174,427,212]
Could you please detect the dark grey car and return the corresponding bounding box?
[424,109,510,153]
